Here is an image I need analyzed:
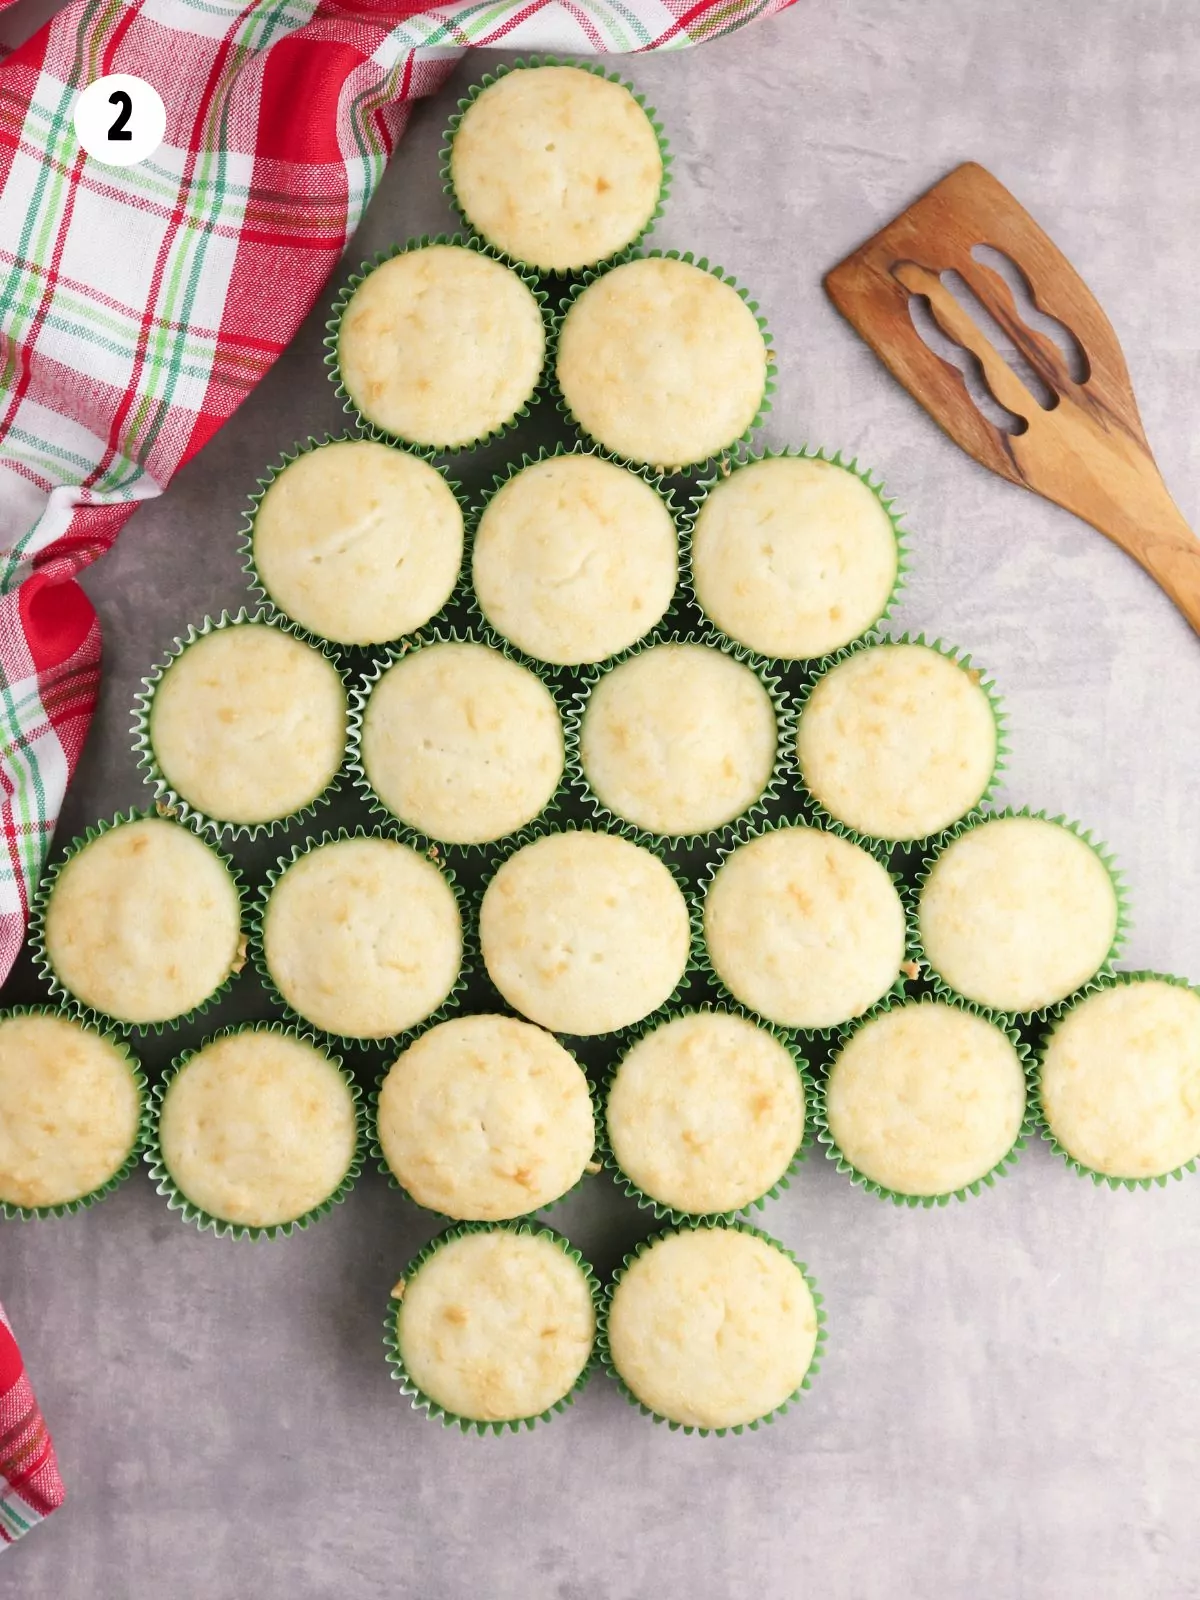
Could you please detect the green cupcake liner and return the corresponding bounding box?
[440,55,672,278]
[789,632,1009,859]
[347,624,572,856]
[549,249,777,477]
[1033,968,1200,1190]
[369,1016,602,1222]
[249,825,472,1053]
[383,1220,604,1434]
[599,1002,816,1226]
[323,234,550,455]
[563,626,791,851]
[238,433,468,650]
[907,805,1131,1024]
[812,992,1036,1208]
[131,607,350,842]
[28,807,248,1038]
[475,822,704,1047]
[597,1218,827,1436]
[693,813,917,1043]
[0,1007,149,1221]
[465,439,684,671]
[679,443,910,673]
[143,1020,366,1240]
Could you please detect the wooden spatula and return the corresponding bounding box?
[824,161,1200,634]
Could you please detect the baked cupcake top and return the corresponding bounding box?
[480,830,690,1036]
[377,1014,595,1219]
[823,1001,1027,1197]
[394,1227,596,1424]
[157,1029,358,1229]
[473,453,677,667]
[689,455,899,659]
[795,641,997,842]
[1040,977,1200,1180]
[703,825,906,1031]
[605,1226,819,1430]
[556,257,768,471]
[579,642,777,837]
[251,440,463,647]
[607,1010,805,1216]
[42,816,243,1027]
[359,641,563,845]
[336,243,545,450]
[449,65,663,273]
[918,814,1119,1014]
[262,834,462,1039]
[0,1013,142,1211]
[147,621,346,828]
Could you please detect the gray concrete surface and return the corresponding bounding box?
[4,2,1200,1596]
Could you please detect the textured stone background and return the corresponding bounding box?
[3,2,1200,1596]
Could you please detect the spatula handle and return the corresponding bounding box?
[1087,478,1200,638]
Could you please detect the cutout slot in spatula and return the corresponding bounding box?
[825,161,1200,635]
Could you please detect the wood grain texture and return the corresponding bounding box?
[825,161,1200,635]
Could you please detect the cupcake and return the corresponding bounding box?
[688,453,902,660]
[37,813,244,1030]
[480,829,690,1036]
[355,639,564,846]
[1039,974,1200,1183]
[0,1011,145,1215]
[472,451,678,667]
[603,1223,822,1432]
[820,1000,1028,1202]
[555,254,770,472]
[387,1224,599,1431]
[258,832,463,1041]
[795,639,1000,842]
[136,614,347,833]
[247,439,463,647]
[332,239,545,450]
[606,1009,806,1218]
[702,823,906,1032]
[575,641,779,839]
[916,812,1122,1015]
[376,1014,595,1219]
[447,63,665,274]
[150,1025,361,1234]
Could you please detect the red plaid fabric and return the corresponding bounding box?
[0,1302,65,1543]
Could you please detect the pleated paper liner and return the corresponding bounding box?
[0,1007,148,1221]
[441,56,672,277]
[465,440,684,672]
[678,444,910,676]
[383,1221,604,1434]
[907,805,1131,1025]
[239,433,468,651]
[323,234,550,454]
[562,624,791,853]
[347,624,572,857]
[548,248,777,477]
[143,1021,366,1241]
[692,812,918,1044]
[249,824,473,1054]
[131,607,350,841]
[812,993,1036,1208]
[29,807,248,1038]
[473,821,705,1051]
[1033,968,1200,1190]
[597,1219,827,1436]
[789,632,1009,862]
[368,1016,602,1223]
[598,1002,816,1226]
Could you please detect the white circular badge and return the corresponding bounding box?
[74,74,166,168]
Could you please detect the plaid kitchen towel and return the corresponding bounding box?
[0,1302,65,1544]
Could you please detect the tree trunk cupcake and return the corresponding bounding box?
[385,1223,602,1433]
